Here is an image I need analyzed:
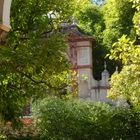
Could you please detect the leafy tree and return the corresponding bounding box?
[76,3,118,79]
[77,4,104,36]
[108,0,140,108]
[76,0,137,79]
[102,0,135,48]
[76,4,106,79]
[133,0,140,36]
[0,0,86,124]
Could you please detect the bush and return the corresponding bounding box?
[0,134,7,140]
[0,122,41,140]
[33,97,140,140]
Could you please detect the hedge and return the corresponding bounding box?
[33,97,140,140]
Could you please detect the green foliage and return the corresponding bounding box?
[108,0,140,108]
[0,32,69,123]
[73,0,91,16]
[76,4,104,36]
[132,0,140,36]
[108,37,140,108]
[0,134,7,140]
[76,4,108,79]
[108,64,140,107]
[75,2,123,79]
[102,0,135,48]
[109,35,139,64]
[75,0,137,79]
[33,97,140,140]
[0,0,81,124]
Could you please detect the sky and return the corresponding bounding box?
[92,0,105,5]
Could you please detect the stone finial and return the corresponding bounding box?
[115,66,119,74]
[101,61,109,87]
[104,61,107,70]
[102,61,109,81]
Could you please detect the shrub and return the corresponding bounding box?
[33,97,140,140]
[0,122,41,140]
[0,134,7,140]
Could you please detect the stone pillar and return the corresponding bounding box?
[101,62,109,87]
[78,79,89,98]
[0,0,12,42]
[99,62,110,102]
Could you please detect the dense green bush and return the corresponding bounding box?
[33,97,140,140]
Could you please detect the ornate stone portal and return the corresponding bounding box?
[67,24,111,102]
[0,0,12,42]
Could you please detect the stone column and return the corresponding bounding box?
[0,0,12,42]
